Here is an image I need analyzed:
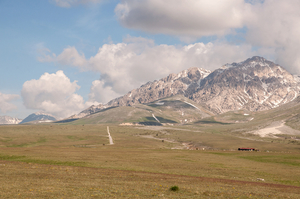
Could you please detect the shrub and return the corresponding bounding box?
[170,186,179,191]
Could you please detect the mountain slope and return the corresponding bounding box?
[76,56,300,119]
[107,67,211,107]
[0,116,22,124]
[76,67,211,118]
[71,95,213,125]
[192,56,300,114]
[20,112,57,124]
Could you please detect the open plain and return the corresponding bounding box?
[0,122,299,198]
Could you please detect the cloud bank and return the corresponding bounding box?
[245,0,300,74]
[21,70,88,119]
[0,92,19,114]
[115,0,250,38]
[115,0,300,74]
[87,80,120,106]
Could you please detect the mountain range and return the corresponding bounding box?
[0,116,22,125]
[76,56,300,119]
[4,56,299,125]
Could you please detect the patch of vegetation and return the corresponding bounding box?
[155,116,177,123]
[8,137,47,147]
[138,121,162,126]
[170,186,179,191]
[239,155,300,167]
[0,137,13,143]
[0,154,87,167]
[195,117,231,125]
[55,119,78,123]
[209,152,237,156]
[286,113,300,130]
[0,154,26,160]
[66,135,85,140]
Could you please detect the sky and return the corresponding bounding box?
[1,0,300,119]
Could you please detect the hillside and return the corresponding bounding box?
[71,95,213,125]
[75,56,300,119]
[20,112,57,124]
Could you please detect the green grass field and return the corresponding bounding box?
[0,123,299,198]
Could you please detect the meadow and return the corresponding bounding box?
[0,123,299,198]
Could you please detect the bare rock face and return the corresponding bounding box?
[106,67,211,107]
[74,104,107,118]
[192,56,300,113]
[76,56,300,118]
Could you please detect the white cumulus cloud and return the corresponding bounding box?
[115,0,250,38]
[245,0,300,74]
[114,0,300,74]
[38,46,88,67]
[40,36,255,104]
[21,70,88,119]
[87,80,120,105]
[0,92,19,114]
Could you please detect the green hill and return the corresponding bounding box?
[71,95,213,125]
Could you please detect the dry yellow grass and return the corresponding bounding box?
[0,124,299,198]
[1,160,299,199]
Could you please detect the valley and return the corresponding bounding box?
[3,0,300,197]
[1,57,300,198]
[1,107,300,198]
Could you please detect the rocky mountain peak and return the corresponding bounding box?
[106,67,211,107]
[20,112,57,124]
[192,57,300,113]
[75,56,300,119]
[76,67,211,117]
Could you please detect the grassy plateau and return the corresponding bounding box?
[0,121,300,198]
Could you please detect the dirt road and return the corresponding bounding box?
[107,126,114,145]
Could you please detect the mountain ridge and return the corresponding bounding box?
[76,56,300,118]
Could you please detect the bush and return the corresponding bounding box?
[170,186,179,191]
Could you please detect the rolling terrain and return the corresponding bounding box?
[1,94,300,197]
[1,56,300,198]
[71,95,213,126]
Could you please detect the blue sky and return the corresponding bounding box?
[1,0,300,119]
